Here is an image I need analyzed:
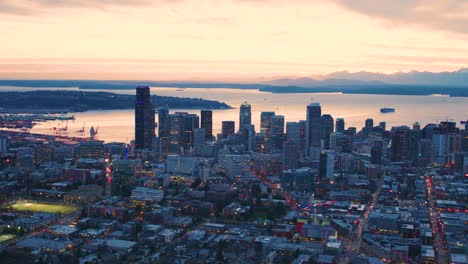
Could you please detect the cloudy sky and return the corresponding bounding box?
[1,0,468,81]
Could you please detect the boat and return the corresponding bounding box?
[175,88,185,92]
[380,107,395,113]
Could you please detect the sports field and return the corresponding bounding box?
[9,201,77,214]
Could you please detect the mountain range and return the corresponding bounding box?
[267,68,468,87]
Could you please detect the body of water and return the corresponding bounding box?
[2,87,467,143]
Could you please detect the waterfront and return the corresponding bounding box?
[2,87,467,143]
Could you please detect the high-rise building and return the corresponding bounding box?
[379,121,387,131]
[261,112,275,133]
[432,121,461,165]
[169,112,187,154]
[261,111,275,149]
[158,106,170,154]
[365,118,374,131]
[321,114,334,150]
[183,114,200,149]
[306,103,322,159]
[319,150,335,181]
[282,141,299,170]
[135,86,155,150]
[336,118,345,133]
[222,121,235,139]
[390,126,410,162]
[271,115,285,150]
[371,140,384,164]
[239,101,252,131]
[193,128,206,148]
[413,122,421,130]
[201,110,213,141]
[286,122,301,147]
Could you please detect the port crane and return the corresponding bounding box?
[76,123,86,138]
[58,121,68,136]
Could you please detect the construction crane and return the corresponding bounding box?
[58,120,68,136]
[76,123,85,138]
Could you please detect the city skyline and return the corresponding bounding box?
[1,0,468,81]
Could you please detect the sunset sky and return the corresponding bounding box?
[1,0,468,81]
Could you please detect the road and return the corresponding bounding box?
[426,175,449,264]
[338,177,382,263]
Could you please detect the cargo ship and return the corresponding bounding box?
[380,107,395,113]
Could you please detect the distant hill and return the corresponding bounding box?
[268,68,468,87]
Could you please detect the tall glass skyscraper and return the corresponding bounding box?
[260,111,275,150]
[158,106,170,154]
[321,114,334,150]
[306,102,322,159]
[201,110,213,141]
[135,86,155,150]
[336,118,345,133]
[239,101,252,131]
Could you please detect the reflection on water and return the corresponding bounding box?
[2,87,467,143]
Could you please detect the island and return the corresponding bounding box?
[0,90,232,113]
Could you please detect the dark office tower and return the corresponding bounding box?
[390,126,410,161]
[299,120,307,153]
[319,150,335,181]
[306,103,322,159]
[321,114,334,150]
[135,86,155,150]
[183,114,200,149]
[201,110,213,141]
[286,122,301,147]
[261,112,275,132]
[222,121,235,138]
[365,118,374,131]
[379,122,387,131]
[261,112,275,147]
[371,140,384,164]
[240,124,256,151]
[336,118,345,133]
[413,122,421,130]
[158,106,169,137]
[239,101,252,131]
[271,115,285,150]
[283,141,299,170]
[158,106,170,154]
[169,112,186,154]
[463,130,468,152]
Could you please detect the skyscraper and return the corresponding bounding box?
[261,112,275,133]
[306,103,322,159]
[260,111,275,149]
[222,121,235,138]
[239,101,252,131]
[365,118,374,131]
[319,150,335,181]
[286,122,301,148]
[183,114,200,150]
[321,114,334,150]
[336,118,345,133]
[158,106,170,154]
[283,141,299,170]
[379,121,387,131]
[201,110,213,141]
[169,112,186,154]
[271,115,285,150]
[135,86,155,150]
[390,126,411,162]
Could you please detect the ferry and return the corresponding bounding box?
[380,107,395,113]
